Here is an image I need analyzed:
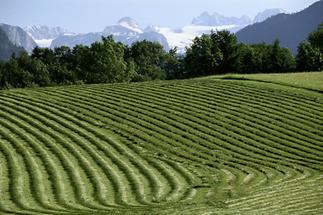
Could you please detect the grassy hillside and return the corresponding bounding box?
[215,71,323,92]
[0,74,322,214]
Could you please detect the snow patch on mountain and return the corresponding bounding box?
[52,17,169,50]
[154,24,238,53]
[27,8,287,53]
[24,25,74,47]
[34,39,54,48]
[117,17,143,33]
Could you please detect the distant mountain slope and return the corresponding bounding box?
[164,10,290,53]
[192,11,251,26]
[24,25,69,40]
[236,0,323,53]
[253,8,285,23]
[50,32,102,48]
[24,25,74,47]
[0,23,37,53]
[51,17,170,50]
[0,27,24,60]
[155,24,238,53]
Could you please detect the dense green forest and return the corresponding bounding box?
[0,24,322,89]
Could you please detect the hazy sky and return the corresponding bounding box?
[0,0,320,33]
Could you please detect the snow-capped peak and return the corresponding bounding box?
[117,17,143,33]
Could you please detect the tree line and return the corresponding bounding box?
[0,24,322,89]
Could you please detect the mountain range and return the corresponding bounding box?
[51,17,170,51]
[1,2,322,58]
[3,8,284,54]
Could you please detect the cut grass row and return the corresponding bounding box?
[49,83,322,165]
[0,77,322,214]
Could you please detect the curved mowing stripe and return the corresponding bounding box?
[83,85,323,159]
[0,78,322,215]
[0,94,176,207]
[29,86,318,189]
[38,87,322,170]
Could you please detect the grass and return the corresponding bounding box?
[0,72,322,214]
[212,71,323,92]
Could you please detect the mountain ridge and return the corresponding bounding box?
[236,0,323,53]
[1,2,322,56]
[253,8,285,23]
[192,11,251,26]
[0,23,37,53]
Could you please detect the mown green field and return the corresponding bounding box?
[0,72,322,215]
[213,71,323,92]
